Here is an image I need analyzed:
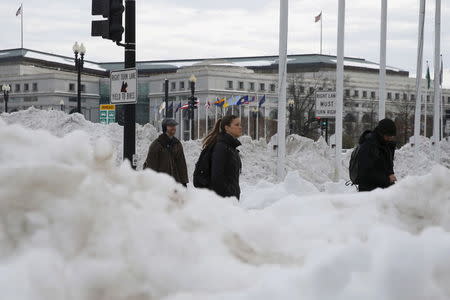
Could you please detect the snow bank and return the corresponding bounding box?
[2,108,449,189]
[2,119,450,299]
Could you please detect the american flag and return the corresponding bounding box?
[315,11,322,23]
[16,4,22,16]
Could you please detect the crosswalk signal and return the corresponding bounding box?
[91,0,124,43]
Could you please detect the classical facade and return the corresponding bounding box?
[1,48,449,143]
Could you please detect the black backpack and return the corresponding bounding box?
[348,145,361,185]
[193,144,214,188]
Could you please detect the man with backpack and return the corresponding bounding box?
[144,118,189,187]
[349,118,397,192]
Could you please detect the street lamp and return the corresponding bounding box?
[2,84,11,113]
[188,74,197,140]
[60,100,65,112]
[73,42,86,114]
[288,99,295,134]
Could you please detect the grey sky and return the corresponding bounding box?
[0,0,449,87]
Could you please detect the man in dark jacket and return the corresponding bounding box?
[357,118,397,192]
[210,132,242,200]
[144,119,189,186]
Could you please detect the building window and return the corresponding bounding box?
[355,103,359,107]
[171,82,176,91]
[362,91,367,98]
[309,87,315,94]
[15,84,21,92]
[238,81,244,90]
[180,81,185,90]
[300,86,305,94]
[353,90,359,97]
[448,97,450,104]
[81,84,86,93]
[24,83,29,92]
[270,84,276,92]
[32,83,38,92]
[387,92,392,100]
[249,82,255,91]
[395,93,400,100]
[69,83,75,92]
[403,93,408,100]
[345,89,350,97]
[411,94,416,101]
[427,95,430,102]
[371,91,376,99]
[69,97,77,102]
[227,81,233,89]
[260,83,266,91]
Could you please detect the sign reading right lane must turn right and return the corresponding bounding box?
[315,91,336,119]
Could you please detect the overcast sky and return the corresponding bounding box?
[0,0,449,87]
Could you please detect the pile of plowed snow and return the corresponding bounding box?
[1,118,450,300]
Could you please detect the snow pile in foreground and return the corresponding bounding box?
[2,120,450,300]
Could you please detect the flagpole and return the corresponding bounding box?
[335,0,345,181]
[21,3,24,48]
[256,105,259,140]
[264,105,267,141]
[197,98,200,140]
[433,0,441,161]
[379,0,387,120]
[277,0,289,181]
[414,0,426,148]
[320,11,323,55]
[205,102,208,137]
[215,103,218,124]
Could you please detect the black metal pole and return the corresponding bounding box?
[123,0,136,169]
[164,79,169,118]
[190,81,195,140]
[3,91,8,113]
[76,53,81,113]
[325,118,329,144]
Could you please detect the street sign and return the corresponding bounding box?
[110,68,137,104]
[100,104,116,124]
[315,91,336,118]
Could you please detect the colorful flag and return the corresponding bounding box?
[16,4,22,16]
[258,95,266,108]
[249,96,256,103]
[158,102,166,114]
[236,96,248,106]
[214,97,225,107]
[167,102,173,111]
[426,63,431,90]
[315,11,322,23]
[181,103,189,110]
[223,96,234,108]
[205,100,211,109]
[175,102,182,113]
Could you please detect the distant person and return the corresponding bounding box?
[350,118,397,192]
[194,115,242,200]
[144,118,188,186]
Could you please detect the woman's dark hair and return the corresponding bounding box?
[203,115,238,148]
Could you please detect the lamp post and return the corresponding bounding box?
[288,99,294,135]
[72,42,86,114]
[2,84,11,113]
[188,74,197,140]
[60,100,65,112]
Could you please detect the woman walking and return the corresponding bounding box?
[202,115,242,200]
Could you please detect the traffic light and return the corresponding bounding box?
[91,0,124,42]
[321,119,328,129]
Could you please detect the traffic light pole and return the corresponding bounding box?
[325,118,329,145]
[123,0,136,169]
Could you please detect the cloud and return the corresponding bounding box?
[0,0,449,87]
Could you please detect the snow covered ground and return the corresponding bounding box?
[1,108,450,300]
